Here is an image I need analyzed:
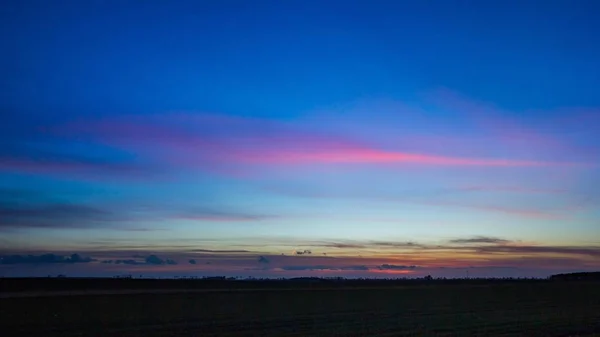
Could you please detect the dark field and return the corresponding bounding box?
[2,280,600,336]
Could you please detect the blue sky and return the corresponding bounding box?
[1,0,599,278]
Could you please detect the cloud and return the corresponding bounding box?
[377,264,417,270]
[280,265,369,271]
[0,201,121,230]
[0,193,273,231]
[285,240,423,250]
[191,249,251,253]
[100,254,178,266]
[258,256,270,264]
[23,112,572,183]
[101,259,141,265]
[173,208,272,222]
[188,259,197,264]
[0,143,150,180]
[476,245,600,258]
[4,94,595,185]
[459,186,566,194]
[0,253,93,264]
[449,236,511,244]
[409,200,564,220]
[257,150,558,167]
[266,184,565,220]
[427,89,600,164]
[319,242,366,249]
[340,265,370,271]
[145,255,177,265]
[370,241,424,248]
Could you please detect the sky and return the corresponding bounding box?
[1,0,599,279]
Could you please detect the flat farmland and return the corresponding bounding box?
[2,282,600,336]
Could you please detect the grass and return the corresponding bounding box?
[2,281,599,336]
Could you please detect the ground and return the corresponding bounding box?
[1,280,599,336]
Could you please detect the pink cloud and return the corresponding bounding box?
[412,200,565,219]
[173,215,273,222]
[53,113,572,171]
[0,157,153,181]
[6,107,587,182]
[459,185,567,194]
[427,89,595,160]
[238,148,561,166]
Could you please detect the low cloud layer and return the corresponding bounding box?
[377,264,418,270]
[295,250,312,255]
[449,236,511,244]
[280,265,369,271]
[193,249,251,253]
[2,107,588,187]
[0,253,93,264]
[100,254,177,266]
[0,189,274,232]
[2,235,600,278]
[0,202,117,230]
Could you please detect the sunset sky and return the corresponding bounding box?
[1,0,599,278]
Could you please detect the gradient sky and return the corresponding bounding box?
[1,0,599,278]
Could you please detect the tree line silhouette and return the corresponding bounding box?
[2,271,598,293]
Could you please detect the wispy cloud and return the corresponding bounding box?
[192,249,251,253]
[0,202,119,230]
[172,209,273,222]
[428,88,600,164]
[265,184,566,220]
[459,186,567,194]
[0,143,152,180]
[449,236,511,244]
[3,239,600,277]
[388,199,565,220]
[476,245,600,258]
[316,242,367,249]
[0,253,94,264]
[280,265,369,271]
[0,188,275,231]
[377,264,418,270]
[4,111,575,182]
[100,254,177,265]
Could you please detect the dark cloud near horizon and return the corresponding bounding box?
[307,241,423,250]
[102,259,140,265]
[340,265,369,271]
[189,259,197,264]
[0,190,274,231]
[370,241,425,248]
[101,254,177,265]
[0,139,149,179]
[320,242,366,249]
[377,264,417,270]
[173,206,275,222]
[314,239,600,261]
[476,245,600,258]
[295,249,312,255]
[146,254,177,265]
[0,200,121,230]
[450,236,511,244]
[258,256,270,264]
[0,253,93,264]
[280,265,370,271]
[192,249,251,253]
